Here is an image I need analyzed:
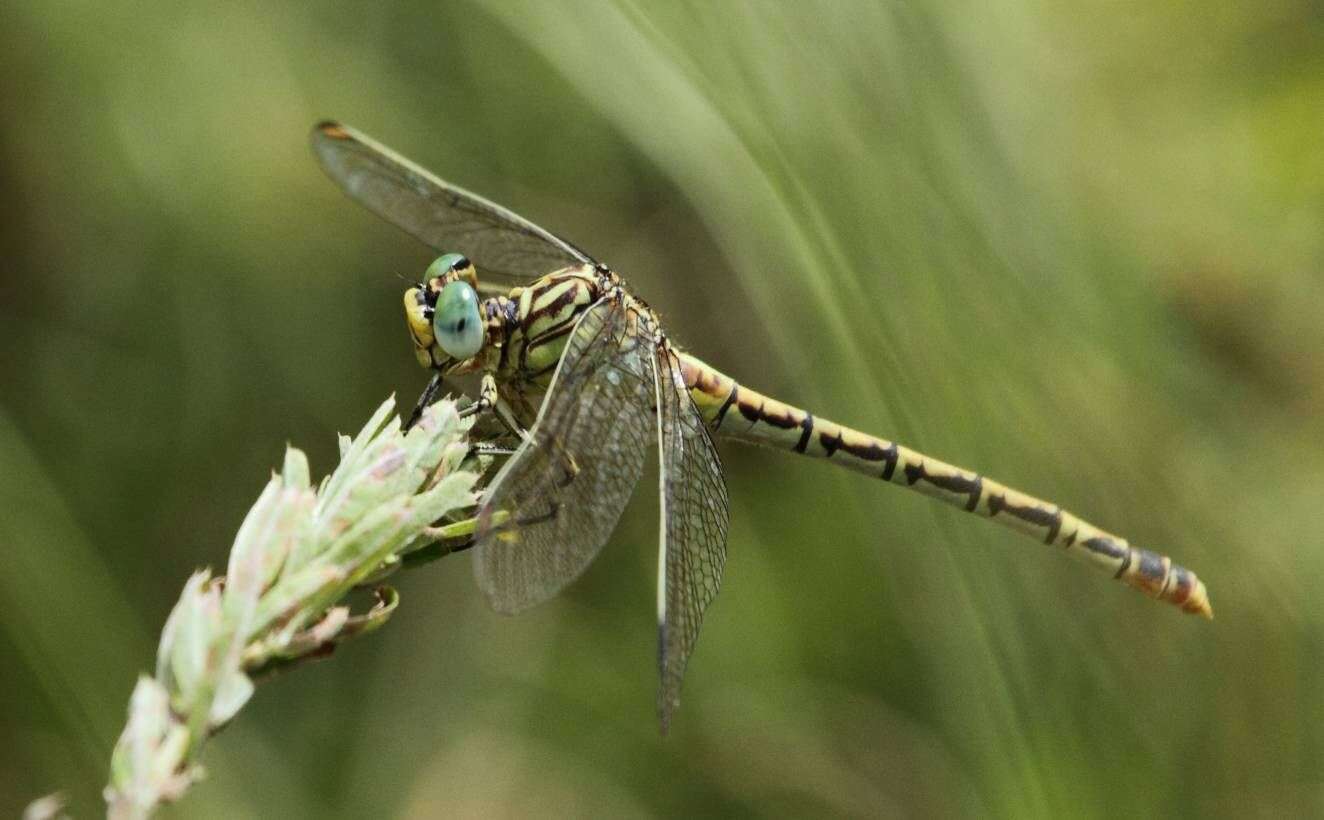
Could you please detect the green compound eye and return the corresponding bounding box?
[425,252,470,281]
[432,280,484,359]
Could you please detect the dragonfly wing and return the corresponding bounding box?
[474,298,655,613]
[311,121,598,283]
[654,349,730,732]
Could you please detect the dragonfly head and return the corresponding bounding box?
[404,253,488,371]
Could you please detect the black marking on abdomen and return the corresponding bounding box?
[715,385,739,426]
[989,493,1063,543]
[1137,550,1165,580]
[1085,536,1128,562]
[756,403,799,429]
[795,414,814,453]
[880,442,898,480]
[964,475,983,512]
[1168,566,1192,595]
[820,429,842,457]
[903,460,983,511]
[739,398,763,423]
[1044,511,1063,545]
[840,438,894,463]
[1113,549,1132,578]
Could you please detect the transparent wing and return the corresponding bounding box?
[311,120,598,283]
[655,349,730,732]
[474,298,655,613]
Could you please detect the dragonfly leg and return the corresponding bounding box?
[458,372,534,450]
[493,397,532,442]
[466,372,578,521]
[394,516,482,570]
[472,441,519,457]
[405,372,446,431]
[552,448,580,488]
[458,373,501,419]
[484,500,563,533]
[515,501,561,527]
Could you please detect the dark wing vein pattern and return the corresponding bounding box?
[656,349,730,732]
[311,121,595,283]
[474,298,655,613]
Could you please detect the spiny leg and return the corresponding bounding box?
[471,442,519,457]
[409,371,526,444]
[397,515,485,571]
[405,371,446,431]
[403,373,531,553]
[460,373,572,527]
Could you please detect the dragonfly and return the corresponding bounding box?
[311,120,1212,731]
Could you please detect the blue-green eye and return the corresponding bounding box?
[425,253,470,281]
[432,280,484,359]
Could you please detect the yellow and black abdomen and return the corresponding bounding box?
[675,351,1212,618]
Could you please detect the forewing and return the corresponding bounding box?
[474,298,655,613]
[655,349,730,732]
[311,121,597,283]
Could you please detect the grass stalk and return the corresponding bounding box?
[101,396,480,819]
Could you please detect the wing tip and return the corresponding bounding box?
[656,690,677,737]
[656,621,678,736]
[313,119,351,140]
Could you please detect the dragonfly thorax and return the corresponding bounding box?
[501,264,611,386]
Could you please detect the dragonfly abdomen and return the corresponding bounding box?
[675,352,1212,618]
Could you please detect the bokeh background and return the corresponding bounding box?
[3,2,1322,817]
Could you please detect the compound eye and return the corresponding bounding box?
[432,280,484,359]
[425,253,471,282]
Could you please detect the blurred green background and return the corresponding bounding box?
[2,2,1321,817]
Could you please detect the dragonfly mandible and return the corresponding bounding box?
[311,121,1212,731]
